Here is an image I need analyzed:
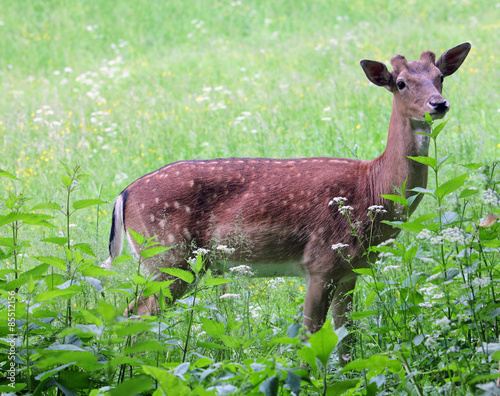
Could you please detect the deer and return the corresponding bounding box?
[104,43,471,361]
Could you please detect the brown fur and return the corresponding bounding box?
[105,43,471,362]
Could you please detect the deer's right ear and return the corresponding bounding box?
[360,60,393,91]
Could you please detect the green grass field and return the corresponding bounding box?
[2,0,500,394]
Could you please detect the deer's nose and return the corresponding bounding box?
[429,99,449,113]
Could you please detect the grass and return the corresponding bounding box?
[2,0,500,394]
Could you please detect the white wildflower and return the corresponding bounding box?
[383,265,400,272]
[193,248,210,256]
[441,227,465,243]
[435,316,451,331]
[424,335,438,349]
[427,272,442,282]
[367,205,387,214]
[447,346,460,354]
[430,236,444,245]
[331,243,349,251]
[378,252,394,258]
[472,277,491,288]
[418,301,433,308]
[216,245,236,254]
[321,117,332,121]
[228,265,254,276]
[220,293,241,300]
[483,189,500,206]
[267,277,286,288]
[377,238,395,247]
[338,205,354,215]
[416,229,432,240]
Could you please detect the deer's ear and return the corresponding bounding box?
[436,42,471,77]
[360,60,393,90]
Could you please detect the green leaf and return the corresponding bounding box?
[298,346,317,371]
[343,354,401,375]
[459,188,479,199]
[259,376,279,396]
[107,375,156,396]
[160,267,194,284]
[80,264,117,277]
[435,173,468,200]
[352,268,373,276]
[111,254,133,265]
[410,187,435,196]
[381,194,407,206]
[142,280,174,300]
[42,237,69,246]
[424,112,433,125]
[351,310,377,320]
[141,366,190,396]
[74,242,96,257]
[0,212,56,228]
[35,256,66,271]
[128,229,144,245]
[61,174,73,188]
[140,246,171,259]
[196,341,229,350]
[461,162,483,170]
[437,154,452,169]
[200,317,225,339]
[220,334,242,349]
[35,285,81,302]
[430,119,448,139]
[408,156,437,169]
[192,252,204,274]
[308,320,338,367]
[204,278,231,287]
[327,379,362,396]
[0,169,20,180]
[73,199,108,210]
[31,202,62,211]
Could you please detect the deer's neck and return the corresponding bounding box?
[370,107,431,215]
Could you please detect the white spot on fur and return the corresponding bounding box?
[189,180,195,187]
[159,220,166,228]
[155,197,159,204]
[167,234,175,243]
[141,203,145,210]
[174,201,180,209]
[185,206,191,213]
[150,215,155,222]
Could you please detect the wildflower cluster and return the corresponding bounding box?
[483,188,500,206]
[228,265,254,277]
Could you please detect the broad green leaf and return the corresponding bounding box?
[204,278,231,287]
[128,229,144,245]
[98,300,117,324]
[327,379,362,396]
[408,155,437,169]
[160,267,194,284]
[220,334,242,349]
[35,285,81,302]
[0,212,55,228]
[308,320,338,367]
[115,322,156,337]
[35,256,66,271]
[352,268,373,276]
[343,354,401,375]
[0,169,20,180]
[42,237,69,246]
[31,202,62,211]
[410,187,435,196]
[298,346,317,371]
[74,242,96,257]
[107,376,156,396]
[461,162,483,170]
[459,188,479,199]
[111,254,133,265]
[141,366,190,396]
[431,119,448,139]
[259,376,279,396]
[80,264,117,277]
[365,291,377,309]
[424,112,433,125]
[142,280,174,300]
[61,174,73,188]
[140,246,171,259]
[437,154,452,168]
[200,317,225,339]
[381,194,407,206]
[73,199,108,210]
[351,310,377,320]
[80,309,103,327]
[435,173,468,200]
[133,275,147,285]
[193,252,204,274]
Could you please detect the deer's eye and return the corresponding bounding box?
[396,80,406,90]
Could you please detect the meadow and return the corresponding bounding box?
[1,0,500,394]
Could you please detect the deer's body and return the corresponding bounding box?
[105,43,471,361]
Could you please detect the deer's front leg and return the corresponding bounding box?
[303,274,335,333]
[331,277,357,364]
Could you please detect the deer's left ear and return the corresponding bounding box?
[360,60,393,91]
[436,42,471,77]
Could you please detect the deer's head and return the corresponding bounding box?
[360,43,471,122]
